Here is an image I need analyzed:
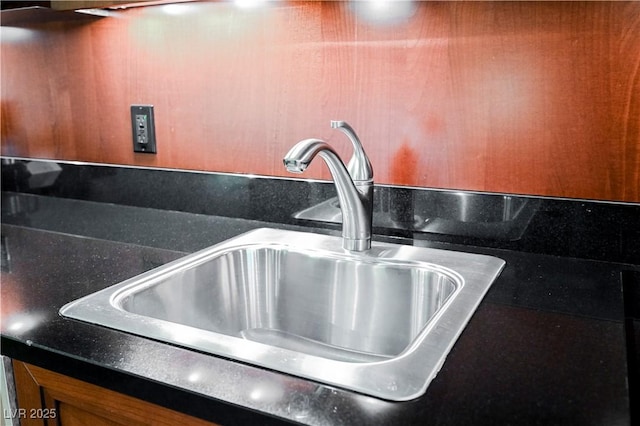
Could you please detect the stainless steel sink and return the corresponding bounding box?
[60,228,504,401]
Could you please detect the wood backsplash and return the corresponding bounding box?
[1,1,639,202]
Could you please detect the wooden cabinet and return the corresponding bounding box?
[51,1,153,10]
[50,1,192,11]
[11,361,217,426]
[0,1,157,11]
[0,0,172,27]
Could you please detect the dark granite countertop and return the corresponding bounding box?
[1,159,639,425]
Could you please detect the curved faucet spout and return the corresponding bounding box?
[330,120,373,184]
[284,138,372,252]
[283,139,330,173]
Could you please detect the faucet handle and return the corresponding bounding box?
[330,121,373,183]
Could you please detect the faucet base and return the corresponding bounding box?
[343,237,371,252]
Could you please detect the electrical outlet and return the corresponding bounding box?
[131,105,157,153]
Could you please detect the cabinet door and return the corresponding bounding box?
[12,361,218,426]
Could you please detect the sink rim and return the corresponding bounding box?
[60,228,505,401]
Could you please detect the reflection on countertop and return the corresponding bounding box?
[294,188,541,241]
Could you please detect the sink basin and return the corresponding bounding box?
[60,228,505,401]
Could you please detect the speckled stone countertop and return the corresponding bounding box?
[1,159,639,425]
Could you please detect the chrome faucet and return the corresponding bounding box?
[283,121,373,251]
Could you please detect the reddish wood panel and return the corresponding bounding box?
[1,1,639,202]
[12,361,218,425]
